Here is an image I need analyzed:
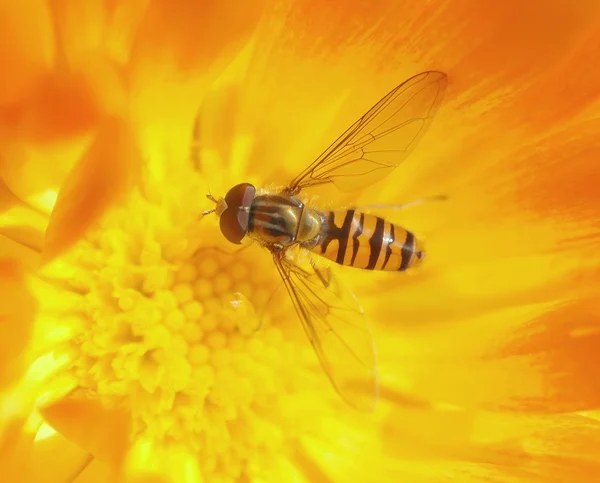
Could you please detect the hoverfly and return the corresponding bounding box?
[202,71,447,411]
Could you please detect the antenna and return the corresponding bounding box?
[201,193,229,217]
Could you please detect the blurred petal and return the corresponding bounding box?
[42,116,143,263]
[40,398,130,469]
[0,226,44,255]
[0,258,36,388]
[50,0,108,67]
[0,235,42,272]
[0,179,51,254]
[121,439,201,483]
[0,417,36,483]
[0,0,54,105]
[131,0,267,73]
[10,70,101,143]
[0,138,82,218]
[23,426,94,483]
[48,0,145,75]
[0,58,127,212]
[1,56,126,144]
[71,458,113,483]
[0,178,20,212]
[128,0,269,175]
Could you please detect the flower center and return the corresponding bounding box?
[37,181,322,480]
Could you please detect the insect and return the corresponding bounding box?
[202,71,447,411]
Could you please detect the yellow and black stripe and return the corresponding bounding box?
[315,210,424,271]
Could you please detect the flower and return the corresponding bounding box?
[2,0,600,482]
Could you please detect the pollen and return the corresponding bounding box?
[35,187,312,481]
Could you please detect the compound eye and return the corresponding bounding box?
[224,183,256,211]
[219,207,249,244]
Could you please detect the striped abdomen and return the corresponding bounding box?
[313,210,424,271]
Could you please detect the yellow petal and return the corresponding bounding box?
[40,398,130,470]
[24,426,93,483]
[126,0,268,177]
[0,417,35,483]
[42,116,142,263]
[121,439,202,483]
[0,258,36,389]
[0,179,48,253]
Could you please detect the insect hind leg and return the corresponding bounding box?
[310,259,332,289]
[236,246,288,334]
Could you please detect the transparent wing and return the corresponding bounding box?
[285,71,447,194]
[272,251,379,411]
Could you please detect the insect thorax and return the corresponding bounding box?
[249,194,323,247]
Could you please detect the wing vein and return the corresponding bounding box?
[284,71,447,194]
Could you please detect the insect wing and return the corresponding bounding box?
[273,252,380,411]
[286,71,447,194]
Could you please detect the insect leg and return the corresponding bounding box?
[310,259,332,289]
[230,246,287,333]
[252,277,287,333]
[196,241,255,256]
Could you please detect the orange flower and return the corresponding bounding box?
[1,0,600,482]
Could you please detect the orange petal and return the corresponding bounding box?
[0,0,54,106]
[0,176,50,254]
[489,119,600,227]
[0,178,22,215]
[42,116,142,264]
[130,0,267,73]
[0,417,36,483]
[49,0,149,70]
[50,0,107,67]
[1,58,127,212]
[0,258,36,389]
[40,398,130,469]
[499,25,600,134]
[4,68,103,145]
[498,297,600,413]
[69,458,114,483]
[429,1,600,94]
